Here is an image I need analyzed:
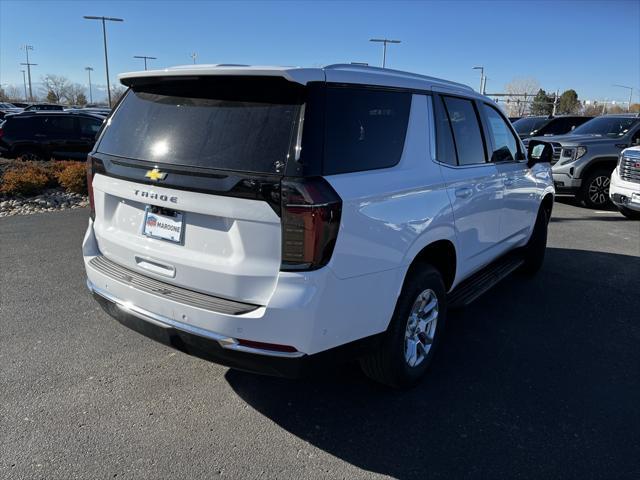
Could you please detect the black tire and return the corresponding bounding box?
[519,206,549,275]
[359,265,447,388]
[580,168,613,209]
[618,206,640,220]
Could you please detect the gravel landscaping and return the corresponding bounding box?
[0,157,89,216]
[0,188,89,217]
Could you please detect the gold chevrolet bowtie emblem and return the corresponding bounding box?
[145,168,167,181]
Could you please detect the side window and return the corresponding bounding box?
[482,103,519,162]
[433,95,457,166]
[78,117,102,136]
[442,96,486,166]
[323,87,412,175]
[43,116,75,135]
[631,128,640,146]
[545,118,572,135]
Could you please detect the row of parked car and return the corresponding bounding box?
[510,114,640,215]
[0,98,638,215]
[0,102,111,119]
[0,103,110,161]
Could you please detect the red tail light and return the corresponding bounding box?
[280,177,342,271]
[86,156,95,220]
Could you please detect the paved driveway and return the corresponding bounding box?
[1,200,639,479]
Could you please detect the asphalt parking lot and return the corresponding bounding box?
[1,199,639,480]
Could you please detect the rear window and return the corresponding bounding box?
[96,77,303,174]
[323,87,411,174]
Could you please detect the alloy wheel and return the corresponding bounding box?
[588,175,610,206]
[404,289,439,367]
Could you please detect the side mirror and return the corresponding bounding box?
[527,140,553,168]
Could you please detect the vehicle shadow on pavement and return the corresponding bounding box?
[226,247,640,479]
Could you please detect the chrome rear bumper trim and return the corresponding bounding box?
[86,279,305,359]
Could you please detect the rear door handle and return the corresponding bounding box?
[455,187,473,199]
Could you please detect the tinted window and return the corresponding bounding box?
[78,117,103,135]
[323,87,411,174]
[512,117,549,135]
[571,117,640,138]
[443,96,486,166]
[6,116,50,137]
[43,116,75,135]
[97,77,303,174]
[482,103,519,162]
[433,95,457,166]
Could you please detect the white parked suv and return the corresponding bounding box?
[83,64,555,387]
[610,146,640,219]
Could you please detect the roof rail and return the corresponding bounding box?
[323,63,474,92]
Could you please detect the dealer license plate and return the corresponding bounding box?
[142,206,184,244]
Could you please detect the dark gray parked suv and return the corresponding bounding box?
[530,114,640,208]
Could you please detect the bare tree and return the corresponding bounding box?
[110,84,127,104]
[504,77,540,117]
[65,83,87,105]
[41,74,71,104]
[5,85,23,101]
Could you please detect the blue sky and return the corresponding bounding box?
[1,0,639,103]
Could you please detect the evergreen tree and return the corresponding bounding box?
[557,90,580,114]
[530,89,553,116]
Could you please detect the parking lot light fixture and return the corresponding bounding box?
[613,84,634,112]
[133,55,157,71]
[473,66,485,94]
[369,38,401,68]
[85,67,94,103]
[83,15,124,107]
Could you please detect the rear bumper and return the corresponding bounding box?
[83,217,400,365]
[88,278,382,378]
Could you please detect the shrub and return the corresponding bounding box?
[55,162,87,194]
[1,163,50,196]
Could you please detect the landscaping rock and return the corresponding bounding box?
[0,189,89,217]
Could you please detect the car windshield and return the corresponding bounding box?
[512,117,549,134]
[571,117,639,137]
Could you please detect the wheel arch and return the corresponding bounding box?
[578,156,618,180]
[541,192,554,220]
[403,239,457,294]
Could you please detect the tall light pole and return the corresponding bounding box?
[191,52,197,64]
[21,69,28,101]
[133,55,156,71]
[473,66,485,94]
[20,45,36,101]
[369,38,401,68]
[85,67,94,103]
[613,84,634,112]
[84,15,123,107]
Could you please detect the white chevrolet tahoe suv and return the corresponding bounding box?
[83,64,555,387]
